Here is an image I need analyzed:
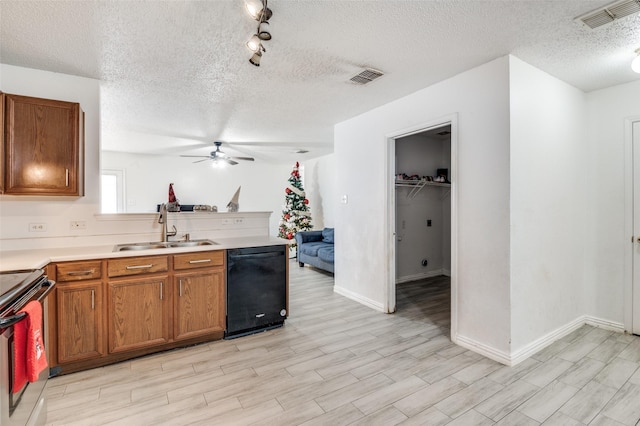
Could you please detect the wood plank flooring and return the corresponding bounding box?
[45,263,640,425]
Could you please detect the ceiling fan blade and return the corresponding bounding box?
[193,158,210,163]
[180,155,212,158]
[228,156,255,161]
[225,158,239,166]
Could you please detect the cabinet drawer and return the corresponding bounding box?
[173,251,224,270]
[56,261,102,282]
[108,256,168,278]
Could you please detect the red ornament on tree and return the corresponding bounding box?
[287,232,293,240]
[286,188,291,194]
[304,199,309,204]
[284,213,290,220]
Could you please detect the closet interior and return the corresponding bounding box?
[395,125,452,284]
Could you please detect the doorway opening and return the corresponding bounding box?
[386,115,457,340]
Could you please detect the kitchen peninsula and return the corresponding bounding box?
[0,212,290,376]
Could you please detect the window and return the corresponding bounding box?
[101,169,125,213]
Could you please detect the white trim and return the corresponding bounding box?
[334,285,385,312]
[455,334,512,366]
[396,269,446,284]
[624,116,640,334]
[585,316,626,333]
[507,315,625,366]
[510,316,586,366]
[385,113,459,333]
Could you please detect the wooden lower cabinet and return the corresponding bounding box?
[108,276,170,353]
[50,251,229,375]
[56,280,104,363]
[174,269,225,341]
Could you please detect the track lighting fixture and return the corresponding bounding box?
[245,0,272,66]
[249,50,263,67]
[246,34,261,53]
[632,48,640,74]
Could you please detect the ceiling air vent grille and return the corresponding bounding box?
[578,0,640,29]
[349,68,384,85]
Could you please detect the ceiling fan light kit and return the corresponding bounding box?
[245,0,272,66]
[180,141,255,166]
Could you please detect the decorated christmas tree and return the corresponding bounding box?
[278,162,312,244]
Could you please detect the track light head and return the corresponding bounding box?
[245,1,272,21]
[246,34,261,52]
[258,21,271,40]
[249,50,262,67]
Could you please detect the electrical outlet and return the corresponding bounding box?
[427,219,432,227]
[29,223,47,232]
[70,220,87,230]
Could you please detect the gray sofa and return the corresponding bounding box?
[295,228,334,273]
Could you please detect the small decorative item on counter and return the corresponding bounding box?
[193,205,211,212]
[212,205,218,212]
[227,186,241,212]
[167,183,181,212]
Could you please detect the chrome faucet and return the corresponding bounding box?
[158,203,177,242]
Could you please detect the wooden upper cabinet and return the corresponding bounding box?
[3,93,84,195]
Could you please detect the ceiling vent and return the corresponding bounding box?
[577,0,640,29]
[349,68,384,85]
[293,149,309,154]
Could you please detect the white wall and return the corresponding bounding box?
[585,79,640,327]
[395,133,451,281]
[0,64,285,251]
[335,57,512,355]
[508,57,588,353]
[102,151,292,235]
[302,154,336,229]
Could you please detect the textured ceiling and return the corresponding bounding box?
[1,0,639,162]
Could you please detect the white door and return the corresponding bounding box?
[633,121,640,335]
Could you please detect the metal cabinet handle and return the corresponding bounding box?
[179,279,183,297]
[91,289,95,310]
[67,270,93,276]
[65,169,69,187]
[126,264,153,270]
[188,259,211,264]
[160,282,163,300]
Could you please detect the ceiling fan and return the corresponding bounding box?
[180,141,255,165]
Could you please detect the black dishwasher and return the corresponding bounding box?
[225,245,287,338]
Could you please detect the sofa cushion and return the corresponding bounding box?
[322,228,334,244]
[299,242,327,257]
[317,246,335,263]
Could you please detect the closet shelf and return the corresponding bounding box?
[395,179,450,199]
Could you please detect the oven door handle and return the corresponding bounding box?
[0,279,55,330]
[0,311,27,329]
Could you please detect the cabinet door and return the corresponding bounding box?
[4,94,83,195]
[174,269,225,341]
[108,277,169,353]
[57,281,104,364]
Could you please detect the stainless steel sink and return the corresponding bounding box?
[113,239,217,252]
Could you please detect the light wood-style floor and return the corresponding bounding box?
[45,263,640,425]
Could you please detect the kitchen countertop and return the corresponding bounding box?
[0,236,290,272]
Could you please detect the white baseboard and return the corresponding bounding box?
[454,334,512,366]
[333,285,386,313]
[396,269,446,284]
[456,315,626,367]
[585,316,626,333]
[510,315,626,366]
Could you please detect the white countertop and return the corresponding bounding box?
[0,236,290,272]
